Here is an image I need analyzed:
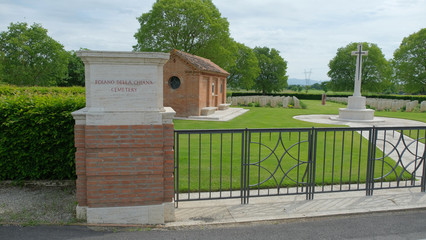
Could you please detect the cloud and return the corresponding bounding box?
[0,0,156,51]
[0,0,424,80]
[215,0,426,80]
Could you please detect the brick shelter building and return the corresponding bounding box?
[163,49,229,117]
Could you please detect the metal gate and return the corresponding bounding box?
[174,126,426,206]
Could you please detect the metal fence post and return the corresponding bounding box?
[241,128,249,204]
[306,127,316,200]
[421,145,426,192]
[366,126,377,196]
[175,131,179,208]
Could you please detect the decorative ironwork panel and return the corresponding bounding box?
[373,127,425,189]
[174,126,426,206]
[244,129,312,201]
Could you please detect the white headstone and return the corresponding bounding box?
[369,99,378,108]
[391,101,399,112]
[421,101,426,112]
[282,96,289,108]
[293,96,300,108]
[406,100,418,112]
[376,100,383,111]
[259,97,267,107]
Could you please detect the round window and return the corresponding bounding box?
[169,76,181,89]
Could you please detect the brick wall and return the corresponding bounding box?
[74,124,174,208]
[163,57,199,117]
[163,56,228,117]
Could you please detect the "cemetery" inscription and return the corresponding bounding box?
[94,80,154,93]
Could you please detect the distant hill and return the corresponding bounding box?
[287,78,326,86]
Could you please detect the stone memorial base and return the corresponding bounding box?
[331,96,382,122]
[334,108,375,121]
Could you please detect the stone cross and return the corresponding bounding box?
[351,44,368,97]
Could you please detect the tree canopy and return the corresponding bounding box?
[327,42,392,93]
[0,22,69,86]
[58,50,85,87]
[133,0,236,69]
[253,47,288,94]
[392,28,426,94]
[227,42,260,90]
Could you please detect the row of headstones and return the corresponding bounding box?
[327,97,426,112]
[227,96,301,108]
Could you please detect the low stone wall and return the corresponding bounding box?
[327,97,426,112]
[227,95,301,108]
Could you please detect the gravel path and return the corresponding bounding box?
[0,185,76,225]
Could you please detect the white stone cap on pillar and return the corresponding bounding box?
[162,107,176,125]
[77,51,170,64]
[74,51,173,125]
[72,107,177,126]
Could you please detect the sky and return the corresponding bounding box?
[1,0,425,81]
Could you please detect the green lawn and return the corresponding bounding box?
[174,100,347,130]
[174,100,425,193]
[174,100,426,130]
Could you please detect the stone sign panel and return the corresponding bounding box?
[74,51,172,126]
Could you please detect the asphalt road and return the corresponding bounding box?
[2,209,426,240]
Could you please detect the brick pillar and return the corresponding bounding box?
[72,51,174,224]
[74,124,87,212]
[73,109,175,224]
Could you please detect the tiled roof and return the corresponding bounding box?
[171,49,229,76]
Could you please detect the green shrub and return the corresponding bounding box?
[0,91,85,180]
[0,85,85,96]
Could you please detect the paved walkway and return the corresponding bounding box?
[168,188,426,227]
[167,114,426,227]
[293,114,426,128]
[174,108,249,121]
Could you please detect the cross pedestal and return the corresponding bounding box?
[331,44,379,122]
[337,96,375,121]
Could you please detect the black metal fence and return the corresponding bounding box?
[174,126,426,206]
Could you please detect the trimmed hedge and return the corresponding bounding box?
[230,92,426,102]
[0,85,85,96]
[0,89,85,180]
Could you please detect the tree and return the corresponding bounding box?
[253,47,288,94]
[311,83,322,90]
[304,85,310,93]
[320,81,329,93]
[133,0,236,69]
[0,22,69,86]
[327,42,392,93]
[392,28,426,94]
[57,50,85,87]
[227,42,260,90]
[0,51,5,83]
